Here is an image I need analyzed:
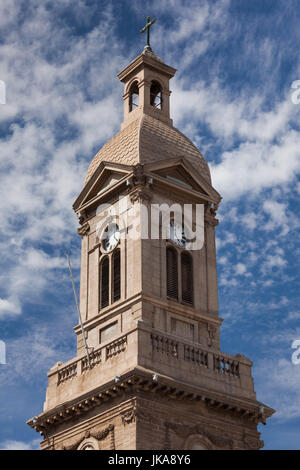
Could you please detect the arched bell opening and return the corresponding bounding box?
[129,80,139,112]
[150,80,162,109]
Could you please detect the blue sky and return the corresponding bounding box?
[0,0,299,450]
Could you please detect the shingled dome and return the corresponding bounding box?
[84,114,211,185]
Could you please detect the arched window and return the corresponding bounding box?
[150,81,162,109]
[100,256,109,308]
[184,434,213,450]
[129,81,139,112]
[166,247,178,300]
[112,249,121,303]
[181,252,193,304]
[77,437,100,450]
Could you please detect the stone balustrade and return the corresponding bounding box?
[82,348,102,373]
[51,329,253,402]
[106,335,127,360]
[146,329,254,398]
[184,344,208,367]
[57,362,77,384]
[213,354,240,377]
[151,333,178,358]
[56,335,128,386]
[150,332,241,378]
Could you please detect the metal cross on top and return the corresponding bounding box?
[140,16,157,51]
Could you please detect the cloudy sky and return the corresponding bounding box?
[0,0,299,450]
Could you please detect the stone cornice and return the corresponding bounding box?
[117,51,176,83]
[27,368,274,436]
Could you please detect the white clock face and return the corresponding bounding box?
[169,220,187,247]
[101,223,120,252]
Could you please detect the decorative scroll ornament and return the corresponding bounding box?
[204,203,219,226]
[78,210,87,225]
[121,406,137,426]
[61,424,114,451]
[129,186,152,204]
[77,221,90,238]
[128,163,152,203]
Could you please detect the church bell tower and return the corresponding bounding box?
[27,23,274,450]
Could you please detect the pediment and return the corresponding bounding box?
[154,166,207,194]
[73,158,221,213]
[96,171,125,195]
[73,162,133,211]
[145,158,221,203]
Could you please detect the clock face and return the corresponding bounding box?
[101,223,120,252]
[169,220,187,247]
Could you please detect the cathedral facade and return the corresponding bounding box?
[27,47,274,450]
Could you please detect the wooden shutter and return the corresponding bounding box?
[113,249,121,303]
[181,252,193,304]
[167,247,178,300]
[100,257,109,308]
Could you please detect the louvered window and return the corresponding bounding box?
[113,249,121,303]
[167,247,178,300]
[181,252,193,304]
[100,256,109,308]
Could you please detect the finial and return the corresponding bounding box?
[140,16,157,52]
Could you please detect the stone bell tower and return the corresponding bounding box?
[27,39,274,450]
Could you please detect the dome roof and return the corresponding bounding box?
[85,114,211,185]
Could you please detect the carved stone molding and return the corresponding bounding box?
[183,433,214,450]
[129,187,152,204]
[127,163,153,203]
[78,210,87,225]
[243,433,264,450]
[165,421,233,450]
[61,424,114,450]
[77,221,90,238]
[29,372,272,436]
[204,203,219,227]
[77,436,100,450]
[133,163,146,185]
[121,406,136,426]
[207,324,217,347]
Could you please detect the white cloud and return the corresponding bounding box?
[218,256,228,265]
[0,324,75,387]
[242,212,257,231]
[219,277,238,287]
[216,231,236,250]
[0,298,21,317]
[235,263,246,275]
[284,311,300,322]
[262,254,287,272]
[24,249,66,270]
[263,279,274,287]
[0,3,129,318]
[263,200,289,234]
[0,438,40,450]
[210,130,300,200]
[255,358,300,421]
